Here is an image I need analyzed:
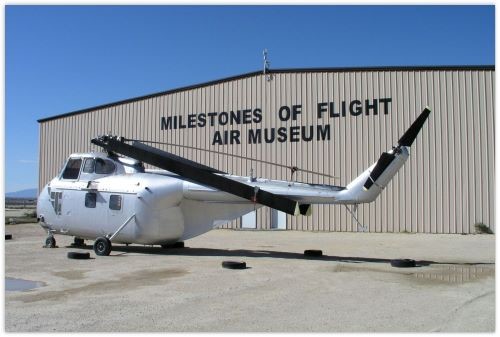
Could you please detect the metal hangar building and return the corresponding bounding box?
[38,66,495,234]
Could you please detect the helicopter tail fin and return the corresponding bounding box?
[337,107,431,204]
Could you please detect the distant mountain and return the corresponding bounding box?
[6,188,38,199]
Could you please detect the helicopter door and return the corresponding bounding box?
[106,194,133,240]
[57,157,84,231]
[69,191,108,238]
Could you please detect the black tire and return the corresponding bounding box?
[161,242,185,249]
[67,252,90,260]
[304,249,323,257]
[5,234,12,240]
[390,259,416,268]
[93,237,112,256]
[222,261,247,269]
[45,236,56,248]
[73,237,85,247]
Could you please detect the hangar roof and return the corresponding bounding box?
[37,65,495,123]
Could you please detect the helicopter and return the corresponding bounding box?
[36,107,431,256]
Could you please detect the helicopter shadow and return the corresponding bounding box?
[66,244,494,267]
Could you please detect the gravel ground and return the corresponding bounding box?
[4,223,495,332]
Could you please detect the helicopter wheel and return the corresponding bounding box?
[45,236,56,248]
[93,237,112,256]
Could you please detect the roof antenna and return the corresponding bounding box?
[263,49,273,82]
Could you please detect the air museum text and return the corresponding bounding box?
[160,98,392,145]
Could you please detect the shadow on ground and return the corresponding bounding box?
[66,244,494,267]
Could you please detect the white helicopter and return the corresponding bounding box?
[37,107,431,256]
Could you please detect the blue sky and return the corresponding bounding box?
[5,5,495,193]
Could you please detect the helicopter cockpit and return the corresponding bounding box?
[59,153,145,182]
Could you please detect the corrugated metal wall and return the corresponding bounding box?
[38,68,495,233]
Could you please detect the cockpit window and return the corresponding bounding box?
[82,158,95,173]
[95,158,115,174]
[62,158,82,180]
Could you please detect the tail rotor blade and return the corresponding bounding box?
[398,107,432,147]
[363,152,396,190]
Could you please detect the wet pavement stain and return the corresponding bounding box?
[16,268,188,303]
[6,278,46,292]
[333,264,495,285]
[411,265,495,284]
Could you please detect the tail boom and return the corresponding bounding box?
[334,146,410,204]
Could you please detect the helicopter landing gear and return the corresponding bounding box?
[93,214,135,257]
[93,237,112,256]
[45,235,56,248]
[72,237,85,247]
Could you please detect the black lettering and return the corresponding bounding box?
[317,102,328,118]
[242,109,252,123]
[161,116,172,130]
[230,130,240,144]
[219,112,228,126]
[248,129,262,144]
[341,101,347,117]
[350,100,362,116]
[380,98,392,115]
[179,115,186,129]
[301,126,314,142]
[253,108,262,123]
[290,126,300,142]
[278,106,291,121]
[197,113,206,127]
[330,102,340,118]
[264,128,275,143]
[277,127,287,142]
[365,99,378,115]
[317,125,330,141]
[230,110,241,125]
[212,131,223,145]
[292,105,302,120]
[188,114,197,128]
[207,112,217,126]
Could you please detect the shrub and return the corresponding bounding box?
[474,222,493,234]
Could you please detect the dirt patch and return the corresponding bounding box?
[18,268,188,303]
[52,270,90,280]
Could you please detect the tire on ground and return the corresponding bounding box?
[390,259,416,268]
[222,261,246,269]
[67,252,90,260]
[304,249,323,257]
[5,234,12,240]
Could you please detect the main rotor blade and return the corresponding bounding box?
[398,107,432,147]
[92,137,303,216]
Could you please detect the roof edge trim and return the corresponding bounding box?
[38,65,495,123]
